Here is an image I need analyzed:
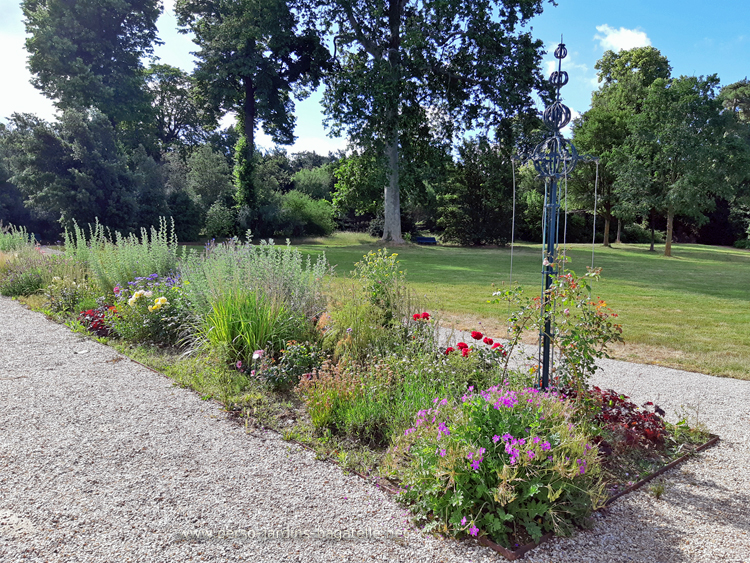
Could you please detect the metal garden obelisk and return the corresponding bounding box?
[528,39,589,390]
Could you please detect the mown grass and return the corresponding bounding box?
[296,233,750,379]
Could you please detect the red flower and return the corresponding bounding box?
[457,342,468,350]
[413,313,421,321]
[492,342,503,349]
[483,337,493,345]
[421,312,430,320]
[444,347,455,355]
[471,330,483,340]
[461,348,470,357]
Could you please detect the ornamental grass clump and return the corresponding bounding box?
[0,222,34,252]
[385,386,605,547]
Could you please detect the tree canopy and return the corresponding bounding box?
[23,0,161,127]
[316,0,551,242]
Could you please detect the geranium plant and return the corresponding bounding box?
[385,385,605,547]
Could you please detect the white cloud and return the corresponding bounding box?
[594,25,651,52]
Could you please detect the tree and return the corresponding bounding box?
[720,78,750,123]
[616,75,737,256]
[316,0,549,243]
[5,110,138,232]
[186,145,234,209]
[145,64,208,156]
[437,137,512,245]
[570,47,672,246]
[22,0,161,127]
[175,0,329,210]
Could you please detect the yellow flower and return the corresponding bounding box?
[155,296,169,306]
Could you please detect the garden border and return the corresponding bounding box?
[93,346,723,561]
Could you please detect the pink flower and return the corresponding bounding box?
[469,525,479,537]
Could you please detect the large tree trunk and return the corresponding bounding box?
[603,216,610,247]
[616,217,622,244]
[664,206,674,257]
[383,133,403,243]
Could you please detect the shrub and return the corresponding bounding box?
[0,247,50,297]
[385,386,604,547]
[257,340,325,391]
[279,190,336,237]
[181,238,329,324]
[352,248,408,326]
[296,358,399,446]
[204,200,236,238]
[44,257,95,313]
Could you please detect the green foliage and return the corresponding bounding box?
[352,248,406,325]
[384,388,604,547]
[5,110,139,233]
[0,222,33,252]
[292,165,334,200]
[493,269,623,391]
[43,257,94,313]
[175,0,329,206]
[108,276,192,345]
[187,145,234,209]
[146,64,207,154]
[63,217,183,294]
[22,0,160,127]
[615,75,740,255]
[203,201,236,238]
[317,0,549,240]
[437,138,512,246]
[196,288,308,366]
[0,247,50,296]
[181,237,329,332]
[279,190,335,237]
[257,340,324,391]
[166,190,203,242]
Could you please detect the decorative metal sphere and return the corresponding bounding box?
[549,70,569,88]
[531,135,579,178]
[543,101,572,131]
[554,43,567,60]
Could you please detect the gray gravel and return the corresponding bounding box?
[2,297,749,562]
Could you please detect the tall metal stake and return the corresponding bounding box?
[526,39,597,389]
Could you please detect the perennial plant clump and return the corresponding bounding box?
[385,385,604,547]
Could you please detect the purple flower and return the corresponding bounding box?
[439,449,446,457]
[460,517,467,526]
[527,451,536,460]
[470,459,481,470]
[492,435,501,443]
[469,525,479,537]
[532,436,541,444]
[541,441,551,451]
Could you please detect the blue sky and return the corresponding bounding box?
[2,0,748,153]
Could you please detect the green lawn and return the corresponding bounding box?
[296,232,750,379]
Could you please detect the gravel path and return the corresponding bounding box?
[1,297,749,562]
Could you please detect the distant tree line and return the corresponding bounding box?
[2,0,749,249]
